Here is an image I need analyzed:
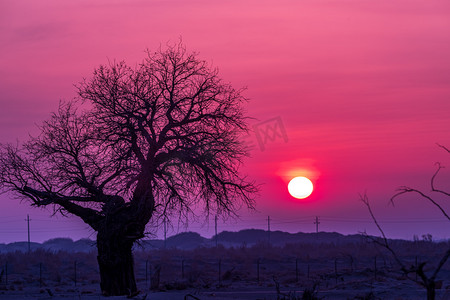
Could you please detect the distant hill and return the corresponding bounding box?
[0,238,96,253]
[215,229,366,247]
[0,229,393,253]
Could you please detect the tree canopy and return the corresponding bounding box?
[0,44,256,223]
[0,43,257,295]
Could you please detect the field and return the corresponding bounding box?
[1,234,449,299]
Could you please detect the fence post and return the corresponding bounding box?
[218,259,222,285]
[415,256,418,281]
[307,263,310,279]
[182,259,185,279]
[148,262,152,289]
[150,264,161,290]
[374,256,377,280]
[74,261,77,286]
[334,258,338,284]
[145,260,148,285]
[350,255,354,273]
[39,262,42,288]
[5,263,7,285]
[295,258,299,282]
[257,258,260,284]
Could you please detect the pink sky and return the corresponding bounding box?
[1,0,450,243]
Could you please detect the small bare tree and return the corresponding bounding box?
[361,144,450,300]
[0,43,257,296]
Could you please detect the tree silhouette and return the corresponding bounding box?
[361,144,450,300]
[0,43,257,296]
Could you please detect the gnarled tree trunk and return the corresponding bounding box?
[97,232,137,296]
[96,186,154,296]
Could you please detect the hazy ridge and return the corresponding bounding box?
[0,229,399,253]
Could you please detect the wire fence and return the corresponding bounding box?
[1,242,448,295]
[0,254,391,291]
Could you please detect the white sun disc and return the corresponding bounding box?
[288,176,313,199]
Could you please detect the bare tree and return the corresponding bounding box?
[361,145,450,300]
[0,43,257,296]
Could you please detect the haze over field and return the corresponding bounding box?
[1,0,450,243]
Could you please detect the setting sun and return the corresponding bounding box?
[288,176,314,199]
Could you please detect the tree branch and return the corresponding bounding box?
[391,188,450,221]
[360,193,409,273]
[430,162,450,197]
[22,186,102,229]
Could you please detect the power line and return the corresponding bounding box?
[0,216,447,238]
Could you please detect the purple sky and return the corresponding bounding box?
[1,0,450,243]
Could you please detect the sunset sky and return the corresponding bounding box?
[1,0,450,243]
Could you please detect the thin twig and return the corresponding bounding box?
[391,188,450,221]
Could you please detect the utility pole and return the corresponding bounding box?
[215,215,218,247]
[314,216,320,233]
[163,218,167,249]
[267,216,271,245]
[26,215,31,252]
